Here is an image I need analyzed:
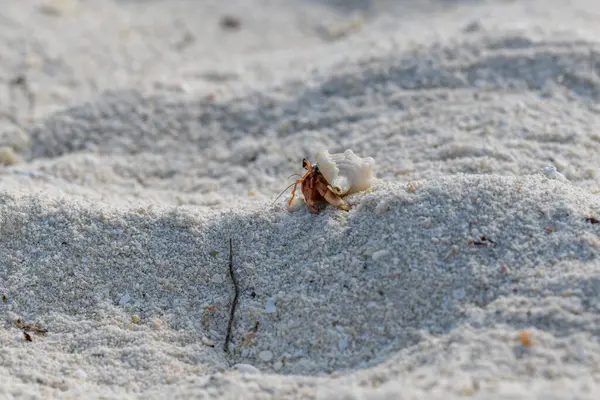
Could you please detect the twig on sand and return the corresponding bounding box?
[224,238,239,353]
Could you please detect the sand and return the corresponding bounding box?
[1,0,600,398]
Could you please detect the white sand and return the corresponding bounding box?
[2,0,600,398]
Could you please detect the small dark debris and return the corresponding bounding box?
[462,20,482,33]
[220,16,241,30]
[23,332,32,342]
[250,291,256,298]
[469,235,493,246]
[469,240,487,246]
[9,75,26,86]
[585,217,599,224]
[14,318,48,335]
[1,295,6,303]
[480,235,494,244]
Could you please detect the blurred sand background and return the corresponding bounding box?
[2,0,600,398]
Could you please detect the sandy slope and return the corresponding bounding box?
[2,0,600,399]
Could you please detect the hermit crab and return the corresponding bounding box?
[273,149,376,214]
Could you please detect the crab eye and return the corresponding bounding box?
[302,159,309,169]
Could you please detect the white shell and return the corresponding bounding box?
[315,149,375,196]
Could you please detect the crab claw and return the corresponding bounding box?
[318,184,350,211]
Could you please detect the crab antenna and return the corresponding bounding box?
[287,173,302,179]
[271,181,297,206]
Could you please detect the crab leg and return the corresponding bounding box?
[288,179,304,206]
[316,183,350,211]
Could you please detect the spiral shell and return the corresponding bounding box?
[315,149,375,196]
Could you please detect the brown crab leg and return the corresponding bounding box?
[288,180,303,206]
[288,167,313,206]
[316,182,350,211]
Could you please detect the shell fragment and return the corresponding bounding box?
[315,149,375,195]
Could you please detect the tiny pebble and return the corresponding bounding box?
[375,198,391,215]
[265,298,276,313]
[453,287,466,300]
[258,350,273,362]
[273,361,283,371]
[118,294,130,305]
[338,337,348,352]
[372,249,391,262]
[131,315,141,324]
[541,165,568,183]
[0,146,18,165]
[201,337,215,347]
[574,341,587,362]
[233,363,261,375]
[71,369,88,380]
